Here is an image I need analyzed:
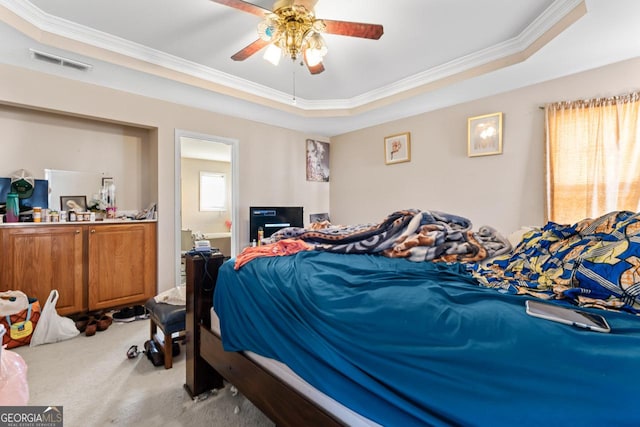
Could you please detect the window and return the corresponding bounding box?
[199,172,226,211]
[545,93,640,224]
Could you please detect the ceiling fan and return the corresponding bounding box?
[210,0,384,75]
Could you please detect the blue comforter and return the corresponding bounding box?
[214,251,640,426]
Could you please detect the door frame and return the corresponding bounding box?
[174,129,239,286]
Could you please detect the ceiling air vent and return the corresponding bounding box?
[29,49,92,72]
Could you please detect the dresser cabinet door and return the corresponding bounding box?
[87,223,156,310]
[0,226,84,315]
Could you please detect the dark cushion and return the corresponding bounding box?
[145,298,186,335]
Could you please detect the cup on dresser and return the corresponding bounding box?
[106,206,116,219]
[5,193,19,223]
[33,207,42,222]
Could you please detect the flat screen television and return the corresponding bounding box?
[0,177,49,214]
[249,206,304,243]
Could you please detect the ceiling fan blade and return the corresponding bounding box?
[306,61,325,75]
[231,39,270,61]
[322,19,383,40]
[210,0,270,17]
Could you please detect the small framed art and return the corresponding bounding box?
[60,195,87,212]
[467,112,503,157]
[384,132,411,165]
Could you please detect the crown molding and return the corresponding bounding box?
[0,0,585,114]
[324,0,586,111]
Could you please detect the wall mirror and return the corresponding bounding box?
[45,169,107,211]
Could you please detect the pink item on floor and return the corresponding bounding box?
[0,325,29,405]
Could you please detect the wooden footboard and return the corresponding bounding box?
[185,252,225,397]
[184,253,344,427]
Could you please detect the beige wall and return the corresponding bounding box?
[0,63,330,293]
[0,104,153,211]
[5,56,638,292]
[330,57,640,235]
[181,157,231,234]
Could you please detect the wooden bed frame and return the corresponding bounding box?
[184,253,345,427]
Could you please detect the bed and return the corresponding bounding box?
[185,209,640,426]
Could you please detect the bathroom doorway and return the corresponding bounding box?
[174,130,238,285]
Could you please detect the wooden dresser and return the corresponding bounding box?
[0,221,157,315]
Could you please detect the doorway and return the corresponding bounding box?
[174,130,239,285]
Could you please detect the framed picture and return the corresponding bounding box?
[306,139,330,182]
[101,177,113,187]
[384,132,411,165]
[467,112,503,157]
[60,195,87,212]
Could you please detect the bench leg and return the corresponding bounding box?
[150,318,157,340]
[163,331,173,369]
[150,318,173,369]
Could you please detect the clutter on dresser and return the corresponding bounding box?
[4,193,19,223]
[0,169,157,223]
[0,170,49,223]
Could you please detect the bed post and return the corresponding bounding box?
[184,252,225,398]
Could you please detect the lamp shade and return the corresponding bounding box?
[263,44,282,65]
[304,33,327,66]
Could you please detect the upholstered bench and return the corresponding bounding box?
[144,298,186,369]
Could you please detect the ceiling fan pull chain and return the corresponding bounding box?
[292,69,297,105]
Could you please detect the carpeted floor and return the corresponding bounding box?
[12,318,274,427]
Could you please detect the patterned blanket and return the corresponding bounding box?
[268,209,511,263]
[470,210,640,313]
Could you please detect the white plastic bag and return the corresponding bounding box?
[29,290,79,347]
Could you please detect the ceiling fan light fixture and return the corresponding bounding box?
[263,43,282,66]
[215,0,383,75]
[304,33,327,67]
[303,48,322,67]
[257,16,279,41]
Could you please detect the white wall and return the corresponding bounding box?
[330,58,640,235]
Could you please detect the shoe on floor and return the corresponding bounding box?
[144,340,164,367]
[112,307,136,322]
[134,305,149,320]
[96,314,113,331]
[85,318,98,336]
[75,314,91,332]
